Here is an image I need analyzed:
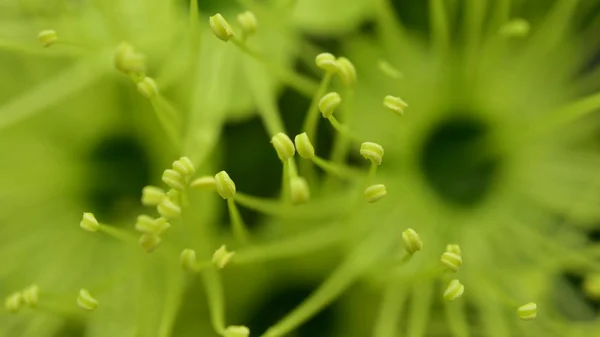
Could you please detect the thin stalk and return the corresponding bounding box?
[227,198,250,244]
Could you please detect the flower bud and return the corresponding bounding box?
[137,76,159,99]
[318,92,342,118]
[271,133,295,161]
[443,279,464,302]
[290,176,310,204]
[212,245,235,269]
[80,212,100,232]
[360,142,384,165]
[446,244,461,256]
[22,285,40,307]
[172,157,195,178]
[162,169,186,191]
[77,289,99,311]
[215,171,236,199]
[336,57,356,86]
[4,292,22,313]
[180,249,197,272]
[190,176,217,190]
[383,95,408,115]
[499,18,530,38]
[364,184,387,203]
[224,325,250,337]
[141,186,165,206]
[315,53,338,73]
[157,197,182,219]
[237,11,258,36]
[402,228,422,254]
[441,252,462,272]
[294,133,315,159]
[135,215,170,235]
[517,302,537,320]
[114,42,146,75]
[209,13,235,42]
[38,30,57,47]
[139,233,162,252]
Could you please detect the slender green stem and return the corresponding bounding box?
[281,160,290,202]
[405,281,434,337]
[429,0,449,55]
[490,0,511,32]
[443,297,471,337]
[234,192,354,219]
[200,269,226,335]
[227,198,250,244]
[232,38,318,97]
[311,156,358,179]
[327,115,362,143]
[158,267,186,337]
[150,96,182,150]
[464,0,486,51]
[328,89,357,169]
[302,72,334,139]
[529,91,600,137]
[98,224,137,244]
[373,285,407,337]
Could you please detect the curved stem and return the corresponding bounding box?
[227,198,250,244]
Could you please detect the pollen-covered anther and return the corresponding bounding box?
[114,42,146,75]
[190,176,217,190]
[141,186,165,206]
[80,212,100,232]
[364,184,387,203]
[401,228,423,254]
[139,233,162,252]
[209,13,235,41]
[212,245,235,269]
[499,18,530,38]
[446,244,461,256]
[77,289,99,311]
[135,215,170,235]
[157,197,182,219]
[137,76,159,99]
[383,95,408,115]
[294,133,315,159]
[224,325,250,337]
[180,249,198,272]
[360,142,384,165]
[315,53,338,73]
[318,92,342,119]
[38,30,57,47]
[517,302,537,320]
[162,169,186,191]
[441,251,463,272]
[443,279,465,302]
[290,176,310,204]
[237,11,258,36]
[22,285,40,307]
[172,157,195,178]
[271,132,296,161]
[215,171,236,199]
[4,292,22,313]
[336,57,356,86]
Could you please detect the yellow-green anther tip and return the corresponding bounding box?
[401,228,422,254]
[139,233,162,252]
[290,176,310,204]
[77,289,99,311]
[22,284,40,307]
[446,244,461,256]
[315,53,338,73]
[336,57,356,86]
[190,176,217,190]
[294,133,315,159]
[172,157,195,178]
[38,30,57,48]
[212,245,235,269]
[4,292,22,313]
[271,132,295,161]
[443,279,464,302]
[517,302,537,320]
[135,215,170,235]
[441,251,463,272]
[209,13,235,42]
[319,92,342,119]
[215,171,236,199]
[162,169,186,191]
[224,325,250,337]
[157,197,181,219]
[114,42,146,75]
[180,249,197,272]
[80,212,100,232]
[137,77,159,99]
[360,142,384,165]
[499,18,530,38]
[383,95,408,115]
[141,186,165,206]
[237,11,258,35]
[364,184,387,203]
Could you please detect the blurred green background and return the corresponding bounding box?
[1,0,600,336]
